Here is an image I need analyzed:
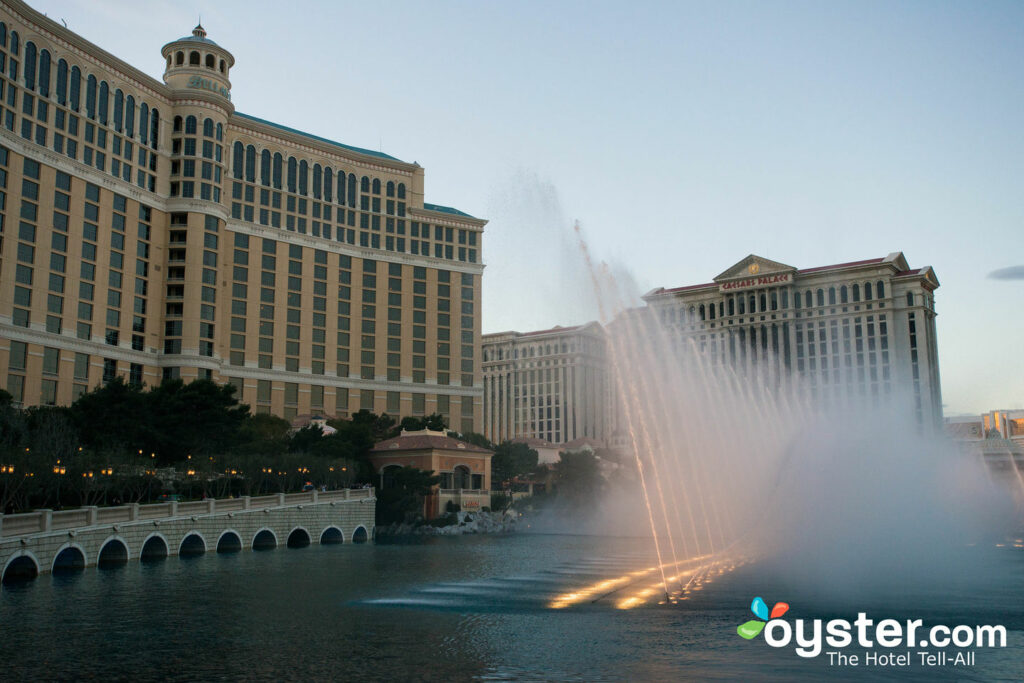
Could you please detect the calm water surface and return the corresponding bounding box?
[2,533,1022,682]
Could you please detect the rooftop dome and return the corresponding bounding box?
[172,24,220,47]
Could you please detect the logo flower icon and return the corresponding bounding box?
[737,596,789,639]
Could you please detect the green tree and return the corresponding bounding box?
[555,450,605,504]
[491,441,538,486]
[375,466,441,525]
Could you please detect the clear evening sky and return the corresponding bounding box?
[31,0,1023,415]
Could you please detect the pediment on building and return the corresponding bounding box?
[714,255,797,282]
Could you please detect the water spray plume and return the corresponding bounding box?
[568,221,1016,608]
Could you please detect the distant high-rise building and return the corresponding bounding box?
[643,252,943,428]
[0,1,485,431]
[482,322,609,446]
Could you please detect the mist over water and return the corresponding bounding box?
[567,224,1019,602]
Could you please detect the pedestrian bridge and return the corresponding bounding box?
[0,488,376,583]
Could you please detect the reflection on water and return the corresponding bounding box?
[1,534,1022,681]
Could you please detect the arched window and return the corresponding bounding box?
[760,292,767,311]
[312,163,322,199]
[245,145,256,182]
[906,292,914,307]
[23,41,36,90]
[348,175,357,205]
[0,22,6,49]
[728,298,735,316]
[324,168,333,202]
[219,59,226,73]
[699,304,706,321]
[781,290,789,308]
[794,291,801,309]
[113,89,124,132]
[804,290,812,308]
[360,176,370,193]
[453,465,471,490]
[828,287,836,305]
[287,157,297,192]
[852,283,860,302]
[372,178,381,194]
[337,172,346,205]
[98,80,109,124]
[150,108,160,148]
[397,183,406,199]
[139,102,149,144]
[232,141,244,179]
[216,122,223,141]
[272,153,283,189]
[173,115,183,133]
[738,296,745,314]
[189,51,200,65]
[876,280,885,298]
[840,285,848,304]
[386,181,395,197]
[816,289,824,307]
[9,29,18,55]
[260,149,271,186]
[298,160,308,195]
[709,303,716,320]
[203,118,213,137]
[125,96,135,137]
[56,59,68,104]
[864,282,873,300]
[69,65,81,111]
[770,291,778,311]
[749,294,756,313]
[85,74,97,118]
[185,115,197,135]
[205,53,214,68]
[38,49,50,96]
[175,51,184,65]
[38,48,50,94]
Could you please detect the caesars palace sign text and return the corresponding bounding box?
[719,272,792,292]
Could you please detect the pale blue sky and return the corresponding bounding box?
[30,0,1023,414]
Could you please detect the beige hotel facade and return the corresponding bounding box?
[0,1,486,431]
[482,322,609,446]
[643,252,943,429]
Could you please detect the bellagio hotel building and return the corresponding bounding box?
[0,1,486,431]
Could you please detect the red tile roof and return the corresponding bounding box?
[370,433,492,454]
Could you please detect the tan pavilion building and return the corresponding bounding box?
[369,429,492,517]
[0,1,485,431]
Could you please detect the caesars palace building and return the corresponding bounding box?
[643,252,943,428]
[0,1,487,431]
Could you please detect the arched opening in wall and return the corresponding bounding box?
[2,555,38,584]
[216,531,242,554]
[219,59,225,73]
[189,51,200,65]
[179,533,206,557]
[252,529,277,551]
[175,51,184,65]
[204,53,214,68]
[140,535,168,562]
[287,528,311,549]
[380,464,402,490]
[52,546,86,573]
[453,465,471,490]
[320,527,343,545]
[352,526,369,544]
[97,539,129,568]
